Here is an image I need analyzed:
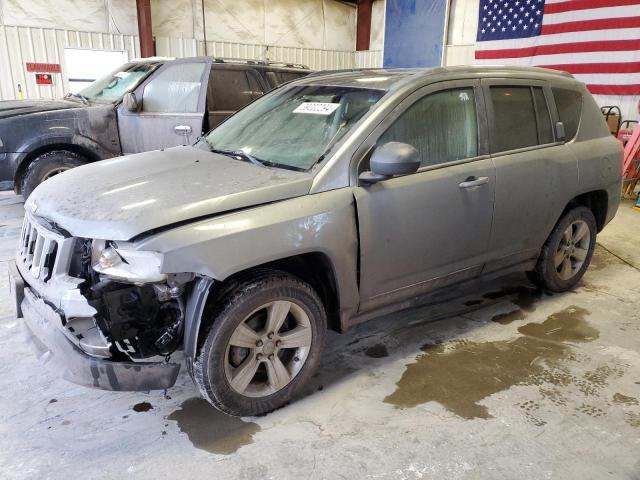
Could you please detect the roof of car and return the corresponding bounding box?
[298,65,577,90]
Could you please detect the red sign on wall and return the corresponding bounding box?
[35,73,53,85]
[26,62,61,73]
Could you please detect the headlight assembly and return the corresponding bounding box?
[92,243,166,284]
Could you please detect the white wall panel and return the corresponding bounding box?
[2,0,137,34]
[154,36,355,71]
[0,25,139,100]
[151,0,356,51]
[370,0,385,51]
[443,44,474,66]
[355,50,383,68]
[447,0,479,46]
[0,25,358,100]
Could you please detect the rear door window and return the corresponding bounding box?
[208,68,254,112]
[490,86,538,152]
[552,87,583,141]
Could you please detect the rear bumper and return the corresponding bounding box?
[10,261,181,391]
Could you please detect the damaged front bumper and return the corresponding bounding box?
[9,261,181,391]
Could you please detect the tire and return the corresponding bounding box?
[22,150,87,199]
[528,206,597,292]
[194,271,327,416]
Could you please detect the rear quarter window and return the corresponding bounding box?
[552,87,583,141]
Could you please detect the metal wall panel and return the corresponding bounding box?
[154,36,355,71]
[443,44,475,66]
[0,25,139,101]
[354,50,383,68]
[0,26,361,100]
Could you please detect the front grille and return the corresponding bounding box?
[17,213,67,283]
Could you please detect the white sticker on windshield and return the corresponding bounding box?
[293,102,340,115]
[114,71,130,79]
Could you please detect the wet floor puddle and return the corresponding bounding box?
[133,402,153,412]
[384,306,598,419]
[613,393,639,406]
[365,344,389,358]
[168,398,261,454]
[589,245,625,271]
[487,285,546,325]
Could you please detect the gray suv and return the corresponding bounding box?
[10,66,622,416]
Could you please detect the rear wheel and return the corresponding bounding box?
[194,272,326,416]
[528,206,597,292]
[22,150,87,199]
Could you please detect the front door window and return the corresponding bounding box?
[142,63,206,113]
[379,88,479,167]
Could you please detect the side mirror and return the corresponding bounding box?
[555,121,566,142]
[359,142,420,184]
[123,92,140,112]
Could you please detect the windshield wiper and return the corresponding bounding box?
[209,147,266,168]
[64,92,90,105]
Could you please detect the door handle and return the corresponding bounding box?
[174,125,192,135]
[459,176,489,189]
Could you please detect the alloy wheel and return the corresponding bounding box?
[224,300,313,398]
[42,167,68,181]
[555,220,591,280]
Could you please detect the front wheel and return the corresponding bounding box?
[22,150,87,199]
[528,206,597,292]
[194,272,326,416]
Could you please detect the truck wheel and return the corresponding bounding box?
[22,150,87,199]
[194,272,326,416]
[528,206,597,292]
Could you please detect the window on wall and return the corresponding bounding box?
[552,87,583,141]
[142,62,205,113]
[378,88,478,167]
[490,86,538,152]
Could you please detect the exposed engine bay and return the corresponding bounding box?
[71,238,192,361]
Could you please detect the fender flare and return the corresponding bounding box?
[183,276,215,366]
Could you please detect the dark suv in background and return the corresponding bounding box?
[0,57,311,197]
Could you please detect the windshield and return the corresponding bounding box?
[77,62,158,103]
[204,84,386,171]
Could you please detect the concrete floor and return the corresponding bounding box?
[1,191,639,480]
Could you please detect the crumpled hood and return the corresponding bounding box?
[27,146,313,240]
[0,99,79,119]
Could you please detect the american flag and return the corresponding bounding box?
[475,0,640,95]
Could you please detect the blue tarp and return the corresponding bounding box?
[383,0,448,68]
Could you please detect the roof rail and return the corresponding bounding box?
[263,61,310,70]
[211,57,309,69]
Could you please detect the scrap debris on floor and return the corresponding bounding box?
[0,192,639,479]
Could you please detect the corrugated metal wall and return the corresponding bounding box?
[155,37,355,71]
[0,25,140,100]
[354,50,382,68]
[0,25,368,101]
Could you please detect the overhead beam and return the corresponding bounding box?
[356,0,373,51]
[136,0,155,57]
